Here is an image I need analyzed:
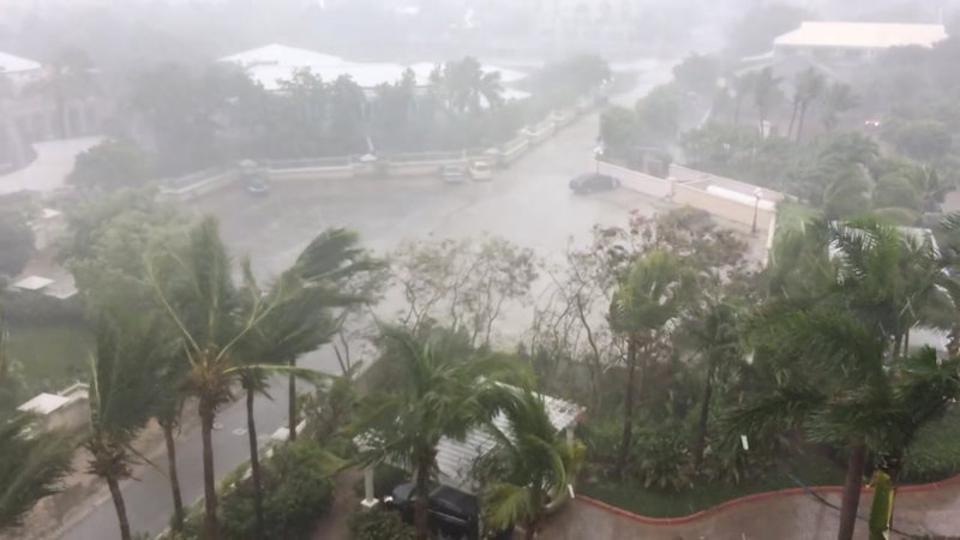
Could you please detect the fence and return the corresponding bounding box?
[158,106,583,200]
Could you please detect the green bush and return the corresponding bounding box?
[348,508,415,540]
[220,441,336,540]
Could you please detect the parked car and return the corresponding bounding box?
[441,164,468,184]
[468,160,493,181]
[569,173,620,194]
[245,176,270,196]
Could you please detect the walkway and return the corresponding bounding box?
[539,477,960,539]
[0,136,101,195]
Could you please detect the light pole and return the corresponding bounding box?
[751,187,763,235]
[593,143,604,174]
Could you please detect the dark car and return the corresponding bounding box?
[569,173,620,194]
[389,482,512,540]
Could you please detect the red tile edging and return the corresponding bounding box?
[578,472,960,526]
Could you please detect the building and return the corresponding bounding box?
[219,44,528,96]
[0,51,107,174]
[773,21,948,63]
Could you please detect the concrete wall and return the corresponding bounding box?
[268,164,355,181]
[673,181,776,231]
[597,160,673,199]
[671,164,786,202]
[159,169,237,202]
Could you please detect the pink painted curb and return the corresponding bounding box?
[578,472,960,526]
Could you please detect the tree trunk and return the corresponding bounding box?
[796,103,809,143]
[837,443,866,540]
[524,518,537,540]
[617,337,638,474]
[161,420,185,532]
[787,99,800,140]
[693,363,716,468]
[106,474,132,540]
[246,386,265,540]
[414,451,432,540]
[200,399,220,540]
[733,96,742,127]
[288,358,297,442]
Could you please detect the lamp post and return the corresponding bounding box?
[751,187,763,235]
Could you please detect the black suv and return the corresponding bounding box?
[569,173,620,194]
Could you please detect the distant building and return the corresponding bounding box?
[0,51,106,173]
[219,44,528,96]
[773,21,948,63]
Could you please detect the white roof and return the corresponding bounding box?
[13,275,54,291]
[435,392,582,492]
[775,22,947,50]
[18,393,69,415]
[220,44,527,91]
[0,51,41,74]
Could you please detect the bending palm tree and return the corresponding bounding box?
[609,250,692,474]
[482,390,583,540]
[86,318,167,540]
[356,326,522,540]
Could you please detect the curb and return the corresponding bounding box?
[577,472,960,526]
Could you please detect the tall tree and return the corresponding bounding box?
[792,68,826,142]
[609,250,692,474]
[356,326,521,540]
[147,218,376,539]
[820,82,858,132]
[86,318,166,540]
[752,68,781,138]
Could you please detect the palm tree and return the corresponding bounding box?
[481,390,583,540]
[0,412,73,531]
[735,219,959,540]
[154,355,187,533]
[752,67,781,138]
[356,326,522,540]
[86,319,166,540]
[148,218,377,539]
[730,72,755,127]
[687,300,743,467]
[609,250,692,474]
[792,68,826,142]
[821,82,858,132]
[28,48,95,139]
[277,228,382,442]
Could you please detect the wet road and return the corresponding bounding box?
[59,61,675,540]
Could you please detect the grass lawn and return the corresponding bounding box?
[580,451,845,518]
[6,321,94,398]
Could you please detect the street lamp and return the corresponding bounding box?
[751,187,763,235]
[593,143,604,174]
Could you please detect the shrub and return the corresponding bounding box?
[348,508,415,540]
[352,462,409,500]
[220,441,336,540]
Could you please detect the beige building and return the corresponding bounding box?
[773,21,948,64]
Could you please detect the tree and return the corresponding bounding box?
[820,83,858,132]
[634,84,681,145]
[729,72,755,127]
[68,139,152,191]
[752,68,781,138]
[686,300,743,467]
[480,390,582,540]
[882,119,953,163]
[0,211,34,279]
[431,57,504,115]
[86,318,167,540]
[672,54,720,98]
[147,218,376,539]
[391,237,537,347]
[356,326,521,540]
[734,219,959,540]
[791,68,826,142]
[609,250,693,474]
